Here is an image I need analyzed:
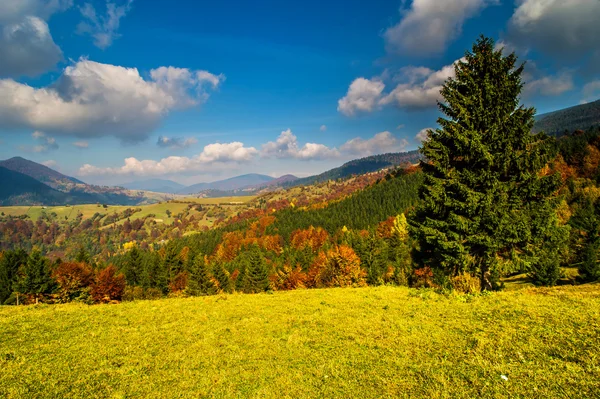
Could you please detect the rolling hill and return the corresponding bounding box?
[533,98,600,136]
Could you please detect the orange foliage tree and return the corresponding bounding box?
[91,265,126,303]
[52,262,95,303]
[308,245,366,288]
[291,226,329,253]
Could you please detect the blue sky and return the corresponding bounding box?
[1,0,599,185]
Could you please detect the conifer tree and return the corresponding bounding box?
[14,250,56,303]
[187,255,218,296]
[410,36,566,289]
[243,247,270,293]
[124,245,142,285]
[0,249,28,304]
[212,262,232,293]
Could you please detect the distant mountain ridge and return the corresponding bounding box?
[0,166,68,206]
[0,157,84,190]
[179,174,275,194]
[121,179,185,194]
[533,99,600,136]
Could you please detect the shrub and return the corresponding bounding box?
[412,267,435,288]
[91,265,126,303]
[451,273,481,294]
[272,264,307,290]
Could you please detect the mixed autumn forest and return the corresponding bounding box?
[1,37,600,305]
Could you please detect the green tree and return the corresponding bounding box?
[243,247,270,293]
[187,255,218,296]
[212,262,232,293]
[410,36,566,289]
[124,245,143,285]
[0,249,28,304]
[14,250,56,304]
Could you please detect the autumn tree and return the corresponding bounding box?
[52,262,95,303]
[91,265,126,303]
[410,36,566,289]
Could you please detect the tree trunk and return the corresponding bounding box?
[480,260,493,291]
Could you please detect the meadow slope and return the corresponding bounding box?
[1,285,599,398]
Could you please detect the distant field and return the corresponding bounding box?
[0,195,258,226]
[1,285,599,398]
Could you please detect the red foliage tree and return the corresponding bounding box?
[91,265,126,303]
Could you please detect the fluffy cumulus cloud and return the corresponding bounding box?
[337,78,385,116]
[384,0,497,55]
[509,0,600,62]
[261,129,340,160]
[19,130,59,153]
[0,59,224,142]
[582,80,600,104]
[0,0,71,77]
[77,0,132,49]
[79,141,258,176]
[157,136,198,149]
[340,131,407,156]
[415,128,433,143]
[520,61,574,98]
[72,141,89,148]
[338,59,461,115]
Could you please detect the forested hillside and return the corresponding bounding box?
[285,151,421,187]
[533,99,600,136]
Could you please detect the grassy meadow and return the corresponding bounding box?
[0,195,257,227]
[1,285,599,398]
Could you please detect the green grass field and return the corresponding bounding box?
[1,285,599,398]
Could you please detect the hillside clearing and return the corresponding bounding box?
[1,285,599,398]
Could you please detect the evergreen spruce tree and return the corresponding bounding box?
[14,250,56,303]
[243,247,270,293]
[187,255,218,296]
[74,247,91,264]
[212,262,232,293]
[410,36,566,289]
[0,249,28,304]
[162,244,184,281]
[124,245,142,285]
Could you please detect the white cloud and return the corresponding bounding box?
[381,59,461,109]
[337,78,385,116]
[509,0,600,62]
[338,59,461,115]
[0,58,224,142]
[523,72,574,97]
[42,159,57,168]
[0,0,71,77]
[384,0,497,55]
[19,130,59,153]
[415,128,433,143]
[77,0,132,49]
[73,141,89,148]
[320,125,327,132]
[262,129,340,160]
[340,131,407,156]
[157,136,198,149]
[396,124,405,130]
[582,80,600,104]
[79,141,258,176]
